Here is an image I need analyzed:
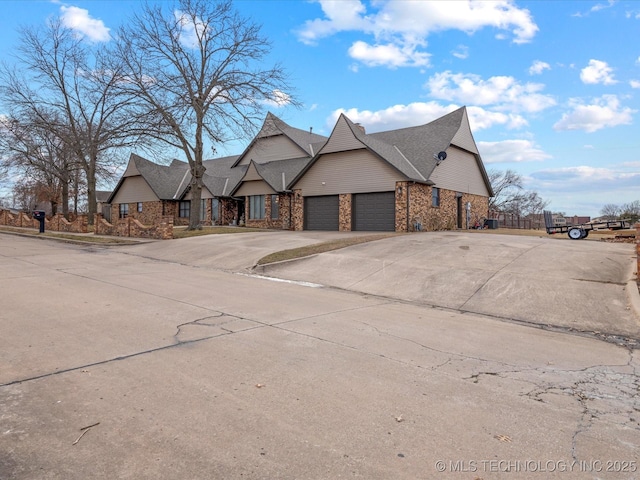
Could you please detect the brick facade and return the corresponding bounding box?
[291,190,304,231]
[394,182,489,232]
[95,213,174,240]
[0,209,88,233]
[339,194,352,231]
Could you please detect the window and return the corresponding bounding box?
[179,201,190,218]
[271,194,279,219]
[137,202,143,213]
[211,198,219,224]
[119,203,129,218]
[249,195,265,220]
[200,199,207,222]
[432,187,440,207]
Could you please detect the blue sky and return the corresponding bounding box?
[1,0,639,217]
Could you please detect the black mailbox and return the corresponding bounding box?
[33,210,46,233]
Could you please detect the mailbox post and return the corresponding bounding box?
[33,211,46,233]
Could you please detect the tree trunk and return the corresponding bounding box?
[86,164,97,225]
[188,163,205,230]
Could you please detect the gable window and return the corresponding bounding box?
[119,203,129,218]
[249,195,265,220]
[137,202,143,213]
[432,187,440,207]
[270,194,279,219]
[179,200,190,218]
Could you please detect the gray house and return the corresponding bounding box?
[107,107,493,232]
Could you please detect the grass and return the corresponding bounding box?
[256,233,400,265]
[0,226,134,244]
[172,225,269,238]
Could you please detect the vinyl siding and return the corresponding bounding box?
[428,146,489,196]
[123,160,141,177]
[111,176,159,203]
[237,135,307,165]
[294,149,404,196]
[242,162,262,181]
[235,180,276,196]
[319,116,366,154]
[450,109,479,154]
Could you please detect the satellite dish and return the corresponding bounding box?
[434,151,447,165]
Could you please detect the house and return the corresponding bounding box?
[107,106,493,232]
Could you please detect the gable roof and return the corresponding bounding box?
[107,153,190,204]
[232,112,327,166]
[230,156,312,195]
[291,106,493,195]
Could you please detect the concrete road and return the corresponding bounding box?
[1,233,639,480]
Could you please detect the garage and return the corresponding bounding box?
[353,192,395,231]
[304,195,339,230]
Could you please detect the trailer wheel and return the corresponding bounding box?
[568,228,583,240]
[580,229,589,239]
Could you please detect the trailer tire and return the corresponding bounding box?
[568,228,583,240]
[580,229,589,239]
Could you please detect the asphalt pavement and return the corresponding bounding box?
[1,231,638,480]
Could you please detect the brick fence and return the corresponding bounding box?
[95,213,174,240]
[637,223,640,284]
[0,209,88,233]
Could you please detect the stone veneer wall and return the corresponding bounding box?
[636,223,640,284]
[95,213,174,239]
[0,209,88,233]
[339,194,352,231]
[393,182,489,232]
[291,190,304,231]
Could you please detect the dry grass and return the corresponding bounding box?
[0,226,133,244]
[256,233,401,265]
[172,225,268,238]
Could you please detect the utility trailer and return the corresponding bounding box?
[543,210,631,240]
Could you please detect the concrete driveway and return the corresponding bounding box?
[117,229,640,340]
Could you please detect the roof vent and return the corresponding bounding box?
[354,123,365,134]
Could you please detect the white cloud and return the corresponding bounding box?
[477,139,551,163]
[262,90,291,108]
[174,10,209,49]
[60,5,110,42]
[452,45,469,60]
[424,71,556,114]
[528,60,550,75]
[296,0,538,68]
[553,95,635,132]
[630,80,640,89]
[580,59,617,85]
[327,102,527,133]
[328,102,457,132]
[348,40,430,68]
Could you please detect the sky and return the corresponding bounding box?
[0,0,639,217]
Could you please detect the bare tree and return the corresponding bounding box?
[488,168,548,216]
[0,19,143,224]
[620,200,640,224]
[0,113,77,216]
[600,203,621,220]
[111,0,298,229]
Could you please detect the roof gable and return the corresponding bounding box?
[317,114,366,155]
[232,112,327,167]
